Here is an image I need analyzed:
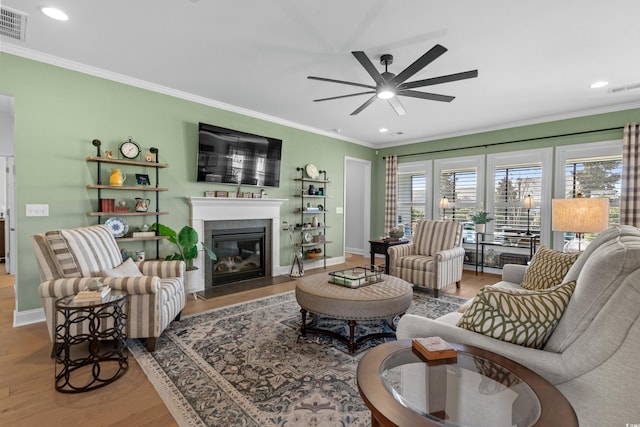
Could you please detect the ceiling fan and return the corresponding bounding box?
[307,44,478,116]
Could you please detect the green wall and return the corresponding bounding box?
[0,53,374,312]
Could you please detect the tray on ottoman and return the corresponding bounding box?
[328,267,383,288]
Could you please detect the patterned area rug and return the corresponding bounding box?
[129,288,467,426]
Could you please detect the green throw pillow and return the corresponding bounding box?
[456,281,576,349]
[521,246,580,290]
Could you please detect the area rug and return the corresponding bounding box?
[129,289,467,427]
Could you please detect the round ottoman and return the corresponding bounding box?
[295,273,413,353]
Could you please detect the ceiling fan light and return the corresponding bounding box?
[376,88,395,99]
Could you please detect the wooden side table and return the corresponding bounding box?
[54,291,129,393]
[369,239,410,274]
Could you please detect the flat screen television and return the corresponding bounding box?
[197,122,282,188]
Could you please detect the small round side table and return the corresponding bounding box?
[54,291,129,393]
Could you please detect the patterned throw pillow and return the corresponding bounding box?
[456,281,576,349]
[520,246,580,290]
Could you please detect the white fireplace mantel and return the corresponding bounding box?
[186,197,287,294]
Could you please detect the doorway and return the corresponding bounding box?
[0,94,16,300]
[344,157,371,256]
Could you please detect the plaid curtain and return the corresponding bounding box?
[385,155,398,234]
[621,123,640,226]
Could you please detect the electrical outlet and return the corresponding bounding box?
[26,204,49,216]
[336,207,344,214]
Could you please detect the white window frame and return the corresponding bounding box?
[397,160,433,232]
[487,148,553,247]
[434,155,485,221]
[554,139,622,250]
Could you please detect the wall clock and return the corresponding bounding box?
[119,138,140,160]
[305,163,319,179]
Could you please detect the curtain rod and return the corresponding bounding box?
[383,126,622,159]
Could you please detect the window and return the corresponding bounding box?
[435,155,485,224]
[556,140,622,248]
[397,161,432,236]
[493,164,542,234]
[563,158,621,223]
[487,148,552,246]
[440,169,477,222]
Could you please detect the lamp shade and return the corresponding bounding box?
[439,197,450,209]
[552,198,610,233]
[522,195,535,209]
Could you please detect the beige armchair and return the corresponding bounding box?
[396,225,640,426]
[388,220,464,297]
[31,224,185,352]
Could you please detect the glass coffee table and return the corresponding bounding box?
[357,340,577,427]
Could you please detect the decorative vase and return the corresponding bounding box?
[311,216,318,227]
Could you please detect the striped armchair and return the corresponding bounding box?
[388,220,465,297]
[31,224,185,352]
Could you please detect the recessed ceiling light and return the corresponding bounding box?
[41,7,69,21]
[590,81,608,89]
[379,128,388,133]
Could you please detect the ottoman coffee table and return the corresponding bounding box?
[295,272,413,353]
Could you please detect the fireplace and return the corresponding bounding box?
[204,219,272,288]
[188,197,287,295]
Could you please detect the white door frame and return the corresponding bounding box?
[343,156,371,256]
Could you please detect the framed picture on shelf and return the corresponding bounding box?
[135,173,150,186]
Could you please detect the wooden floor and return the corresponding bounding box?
[0,255,499,426]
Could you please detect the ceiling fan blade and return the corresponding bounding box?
[307,76,376,90]
[351,95,377,115]
[313,91,375,102]
[387,97,406,116]
[351,51,386,85]
[400,70,479,90]
[398,90,455,102]
[392,44,448,85]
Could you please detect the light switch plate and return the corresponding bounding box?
[26,204,49,216]
[336,207,344,214]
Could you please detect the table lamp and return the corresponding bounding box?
[439,197,449,220]
[522,195,534,235]
[552,195,609,252]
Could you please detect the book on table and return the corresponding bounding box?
[412,336,458,361]
[74,286,111,302]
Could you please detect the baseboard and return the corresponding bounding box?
[345,247,364,255]
[14,307,45,327]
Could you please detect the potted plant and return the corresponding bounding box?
[469,211,493,233]
[151,223,217,295]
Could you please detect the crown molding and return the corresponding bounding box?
[1,43,370,147]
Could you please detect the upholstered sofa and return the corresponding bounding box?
[388,220,465,297]
[397,225,640,426]
[32,224,185,352]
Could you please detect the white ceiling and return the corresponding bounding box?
[2,0,640,147]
